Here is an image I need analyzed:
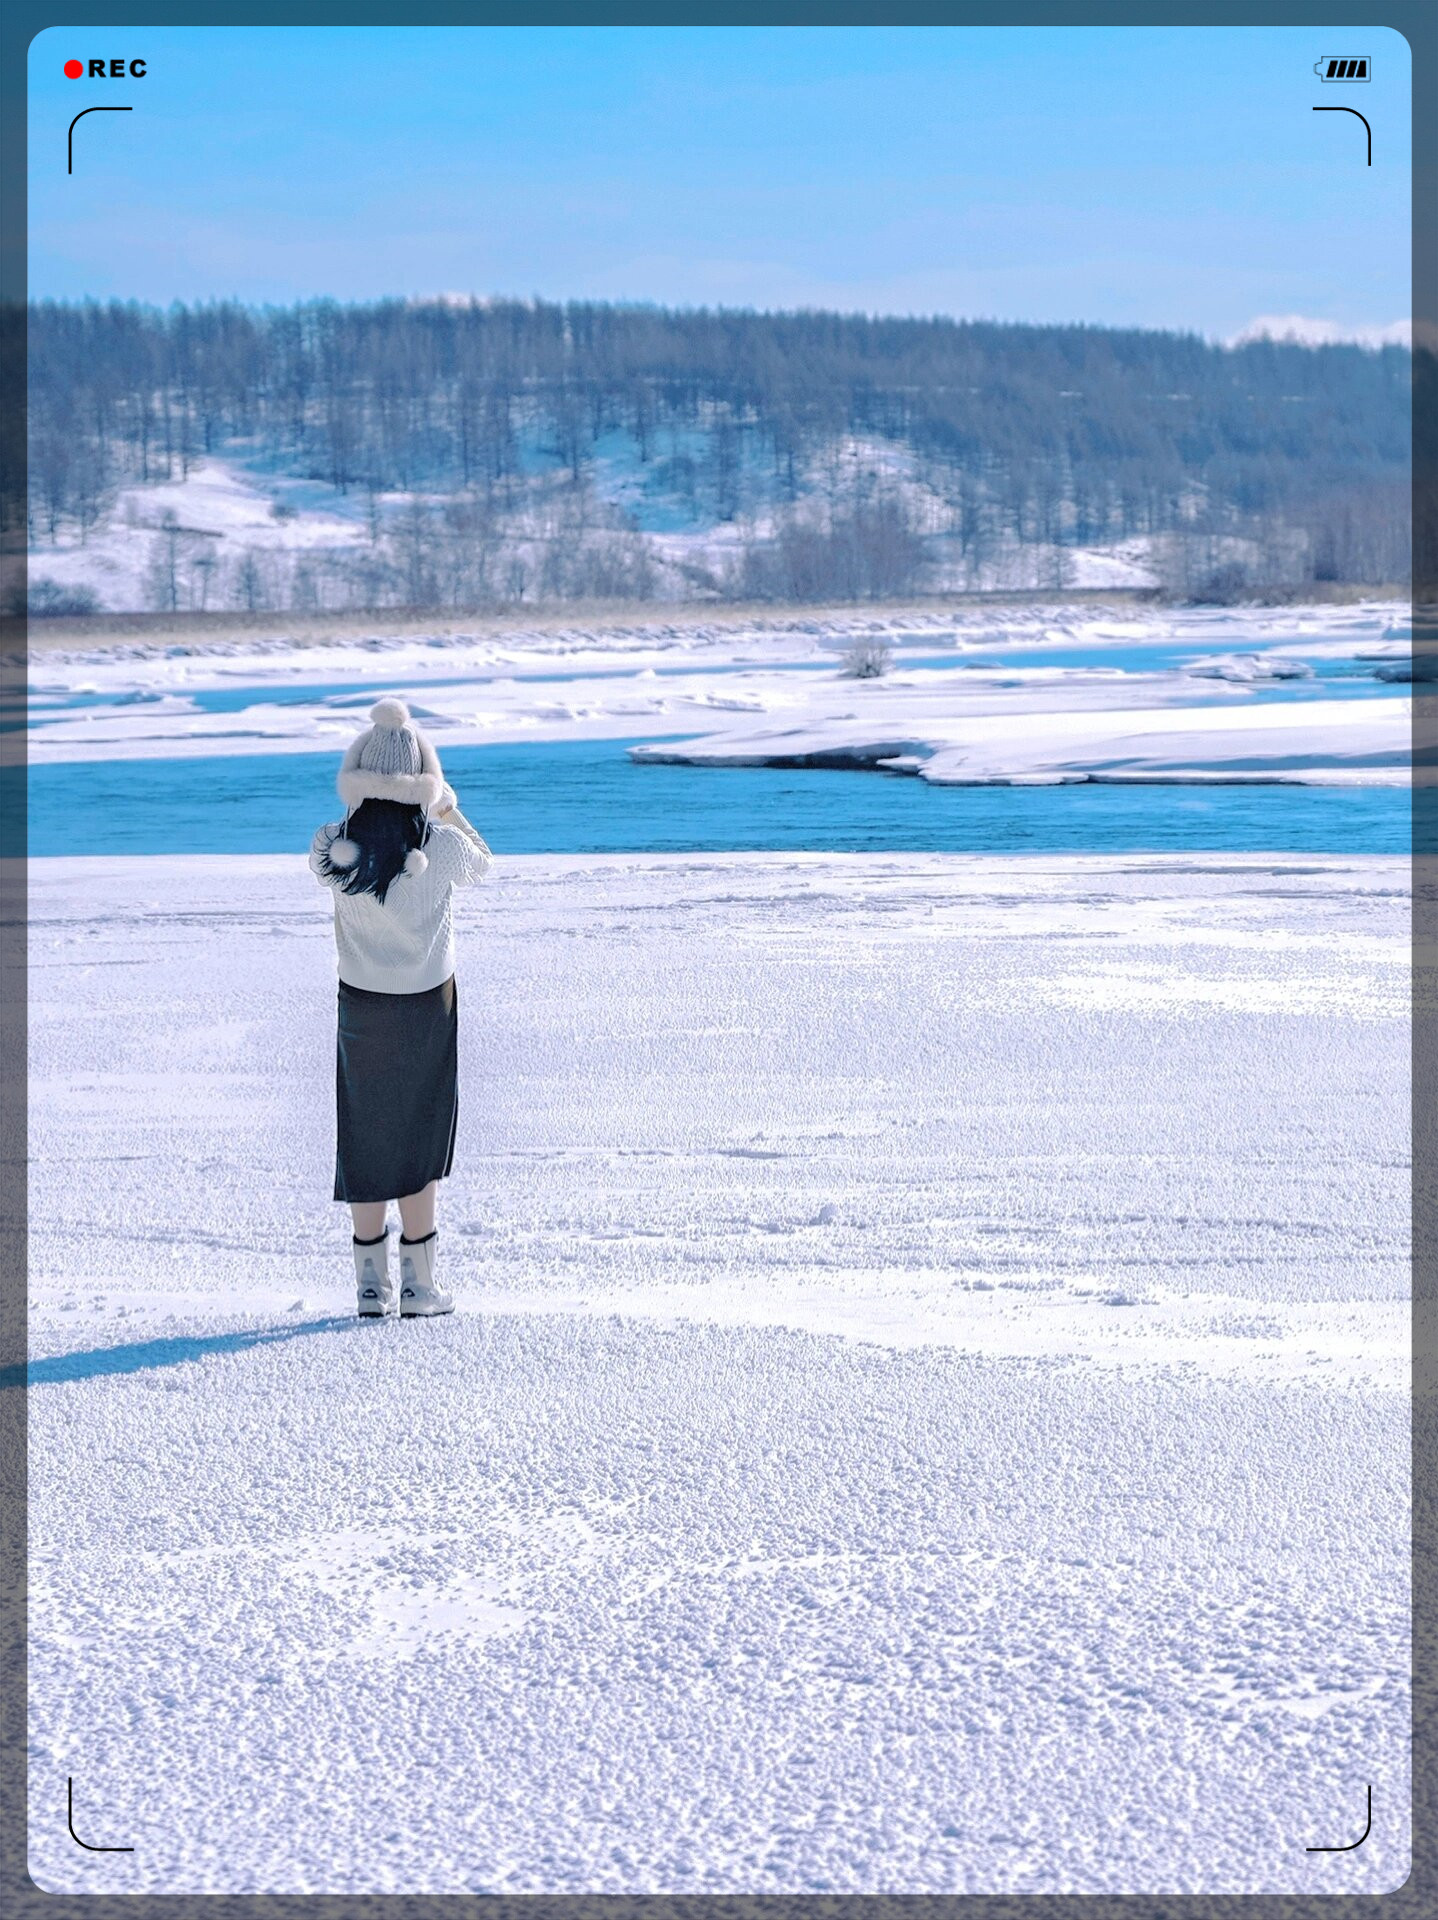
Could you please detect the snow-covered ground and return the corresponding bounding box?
[24,600,1413,784]
[27,852,1409,1895]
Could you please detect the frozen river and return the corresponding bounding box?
[18,600,1415,855]
[22,603,1412,1895]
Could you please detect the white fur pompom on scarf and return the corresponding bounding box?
[323,832,424,878]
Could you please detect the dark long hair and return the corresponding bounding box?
[319,797,430,904]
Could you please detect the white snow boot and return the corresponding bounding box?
[353,1229,393,1317]
[398,1230,453,1317]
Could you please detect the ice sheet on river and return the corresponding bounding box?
[631,692,1411,785]
[23,600,1411,778]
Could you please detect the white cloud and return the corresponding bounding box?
[1228,313,1411,348]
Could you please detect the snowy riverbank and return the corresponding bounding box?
[25,600,1411,780]
[27,852,1409,1895]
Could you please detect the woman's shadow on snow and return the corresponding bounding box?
[6,1316,360,1389]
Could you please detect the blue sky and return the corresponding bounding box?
[29,25,1410,339]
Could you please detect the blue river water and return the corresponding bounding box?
[24,737,1410,858]
[18,625,1412,858]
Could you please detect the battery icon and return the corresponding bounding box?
[1314,57,1370,80]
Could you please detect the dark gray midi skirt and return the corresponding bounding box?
[334,975,459,1203]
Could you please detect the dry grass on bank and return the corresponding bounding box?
[8,581,1408,659]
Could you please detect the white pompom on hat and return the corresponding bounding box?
[337,697,453,813]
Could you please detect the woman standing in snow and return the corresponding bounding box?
[310,698,491,1319]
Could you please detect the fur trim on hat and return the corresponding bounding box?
[328,836,359,868]
[338,766,444,808]
[337,703,445,811]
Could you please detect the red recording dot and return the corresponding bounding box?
[64,60,83,78]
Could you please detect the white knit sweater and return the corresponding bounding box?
[310,809,491,994]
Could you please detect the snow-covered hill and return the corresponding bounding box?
[26,446,1162,617]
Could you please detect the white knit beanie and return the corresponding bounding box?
[329,697,454,877]
[336,698,455,814]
